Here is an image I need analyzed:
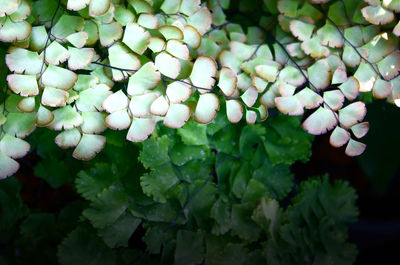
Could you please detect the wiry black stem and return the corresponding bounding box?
[38,0,62,85]
[270,36,342,126]
[324,15,384,80]
[92,61,138,73]
[251,18,341,119]
[243,43,263,62]
[205,22,231,35]
[120,70,128,94]
[272,37,321,94]
[95,41,118,63]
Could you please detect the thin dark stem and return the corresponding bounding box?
[120,70,128,93]
[158,11,188,19]
[205,22,231,35]
[39,0,62,85]
[243,43,263,62]
[95,41,118,63]
[92,61,138,72]
[272,37,321,94]
[49,33,64,42]
[262,26,341,120]
[324,15,384,79]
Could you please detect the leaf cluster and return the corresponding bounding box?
[1,0,399,177]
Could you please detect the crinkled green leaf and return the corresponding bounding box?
[177,121,208,146]
[170,144,210,167]
[140,163,179,203]
[75,163,119,201]
[253,159,293,200]
[82,184,129,228]
[264,116,313,165]
[138,135,170,169]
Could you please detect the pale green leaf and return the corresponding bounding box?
[0,152,19,179]
[302,107,338,135]
[98,21,123,47]
[163,103,190,128]
[127,62,160,96]
[105,109,131,130]
[36,105,54,127]
[275,96,304,116]
[345,138,366,156]
[226,99,243,123]
[126,118,156,142]
[195,93,220,124]
[339,102,367,128]
[76,84,112,112]
[41,65,78,90]
[122,22,150,55]
[68,47,95,70]
[329,126,350,148]
[190,56,217,91]
[7,74,38,96]
[351,122,370,139]
[17,97,35,113]
[137,13,158,29]
[0,17,31,43]
[48,105,83,131]
[166,81,192,104]
[150,96,169,116]
[89,0,111,17]
[102,90,129,113]
[73,134,106,160]
[0,134,30,159]
[129,93,158,118]
[108,42,140,81]
[6,47,42,75]
[55,128,81,149]
[155,51,181,79]
[81,112,107,134]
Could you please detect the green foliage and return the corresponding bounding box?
[3,0,394,263]
[82,184,129,228]
[2,0,400,177]
[75,163,119,201]
[263,116,313,165]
